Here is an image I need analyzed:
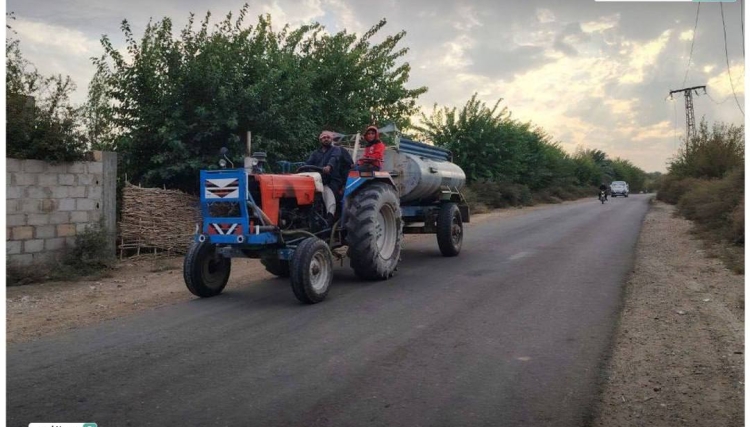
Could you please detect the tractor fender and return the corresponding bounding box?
[344,171,396,198]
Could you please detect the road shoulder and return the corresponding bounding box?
[592,200,744,426]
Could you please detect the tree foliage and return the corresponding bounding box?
[416,94,576,189]
[668,119,744,179]
[571,148,603,187]
[93,6,426,191]
[6,21,87,162]
[610,157,647,192]
[416,94,651,195]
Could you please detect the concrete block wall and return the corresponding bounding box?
[6,152,117,267]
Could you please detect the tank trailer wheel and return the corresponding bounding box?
[261,255,291,278]
[345,182,403,280]
[184,241,232,297]
[290,237,334,304]
[437,203,463,257]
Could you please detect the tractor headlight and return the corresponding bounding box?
[219,159,228,168]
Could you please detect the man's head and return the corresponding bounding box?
[363,126,379,144]
[319,131,334,147]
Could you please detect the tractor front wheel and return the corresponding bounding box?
[184,241,232,297]
[290,237,333,304]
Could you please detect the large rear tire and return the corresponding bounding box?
[346,182,403,280]
[437,203,463,257]
[290,237,333,304]
[261,255,290,278]
[184,241,231,297]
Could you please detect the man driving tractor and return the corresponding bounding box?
[305,130,344,225]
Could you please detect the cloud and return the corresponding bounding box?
[553,38,578,57]
[12,18,100,56]
[453,4,483,31]
[452,26,694,172]
[10,18,102,104]
[619,30,672,84]
[631,120,673,142]
[581,15,618,34]
[439,34,475,70]
[467,42,550,78]
[536,8,555,24]
[321,0,361,32]
[706,63,745,98]
[679,29,694,41]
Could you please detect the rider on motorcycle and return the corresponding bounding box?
[599,183,609,201]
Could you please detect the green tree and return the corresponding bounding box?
[83,60,118,151]
[668,119,744,179]
[416,93,576,189]
[7,12,87,163]
[571,148,602,187]
[92,6,426,192]
[610,157,647,192]
[6,31,86,162]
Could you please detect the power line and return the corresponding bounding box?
[742,0,745,58]
[683,3,701,87]
[683,3,701,86]
[720,2,745,116]
[705,88,731,105]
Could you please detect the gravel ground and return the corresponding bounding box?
[592,200,744,426]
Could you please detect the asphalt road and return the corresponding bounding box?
[7,195,651,427]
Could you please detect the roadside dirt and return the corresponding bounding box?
[6,201,574,345]
[592,200,744,426]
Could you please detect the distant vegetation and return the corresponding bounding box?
[656,119,744,273]
[416,94,649,210]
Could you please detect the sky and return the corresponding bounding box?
[5,0,747,172]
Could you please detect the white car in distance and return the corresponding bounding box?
[610,181,629,197]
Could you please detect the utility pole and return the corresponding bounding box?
[669,85,706,153]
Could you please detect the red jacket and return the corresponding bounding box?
[358,141,385,169]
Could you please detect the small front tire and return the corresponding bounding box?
[184,241,231,297]
[290,238,333,304]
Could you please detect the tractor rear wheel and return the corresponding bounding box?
[184,241,231,297]
[290,237,333,304]
[437,203,463,257]
[346,182,403,280]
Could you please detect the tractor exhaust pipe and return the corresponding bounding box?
[244,131,253,173]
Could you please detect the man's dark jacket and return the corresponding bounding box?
[306,146,344,192]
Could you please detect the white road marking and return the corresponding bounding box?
[509,251,531,261]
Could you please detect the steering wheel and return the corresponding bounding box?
[296,165,325,173]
